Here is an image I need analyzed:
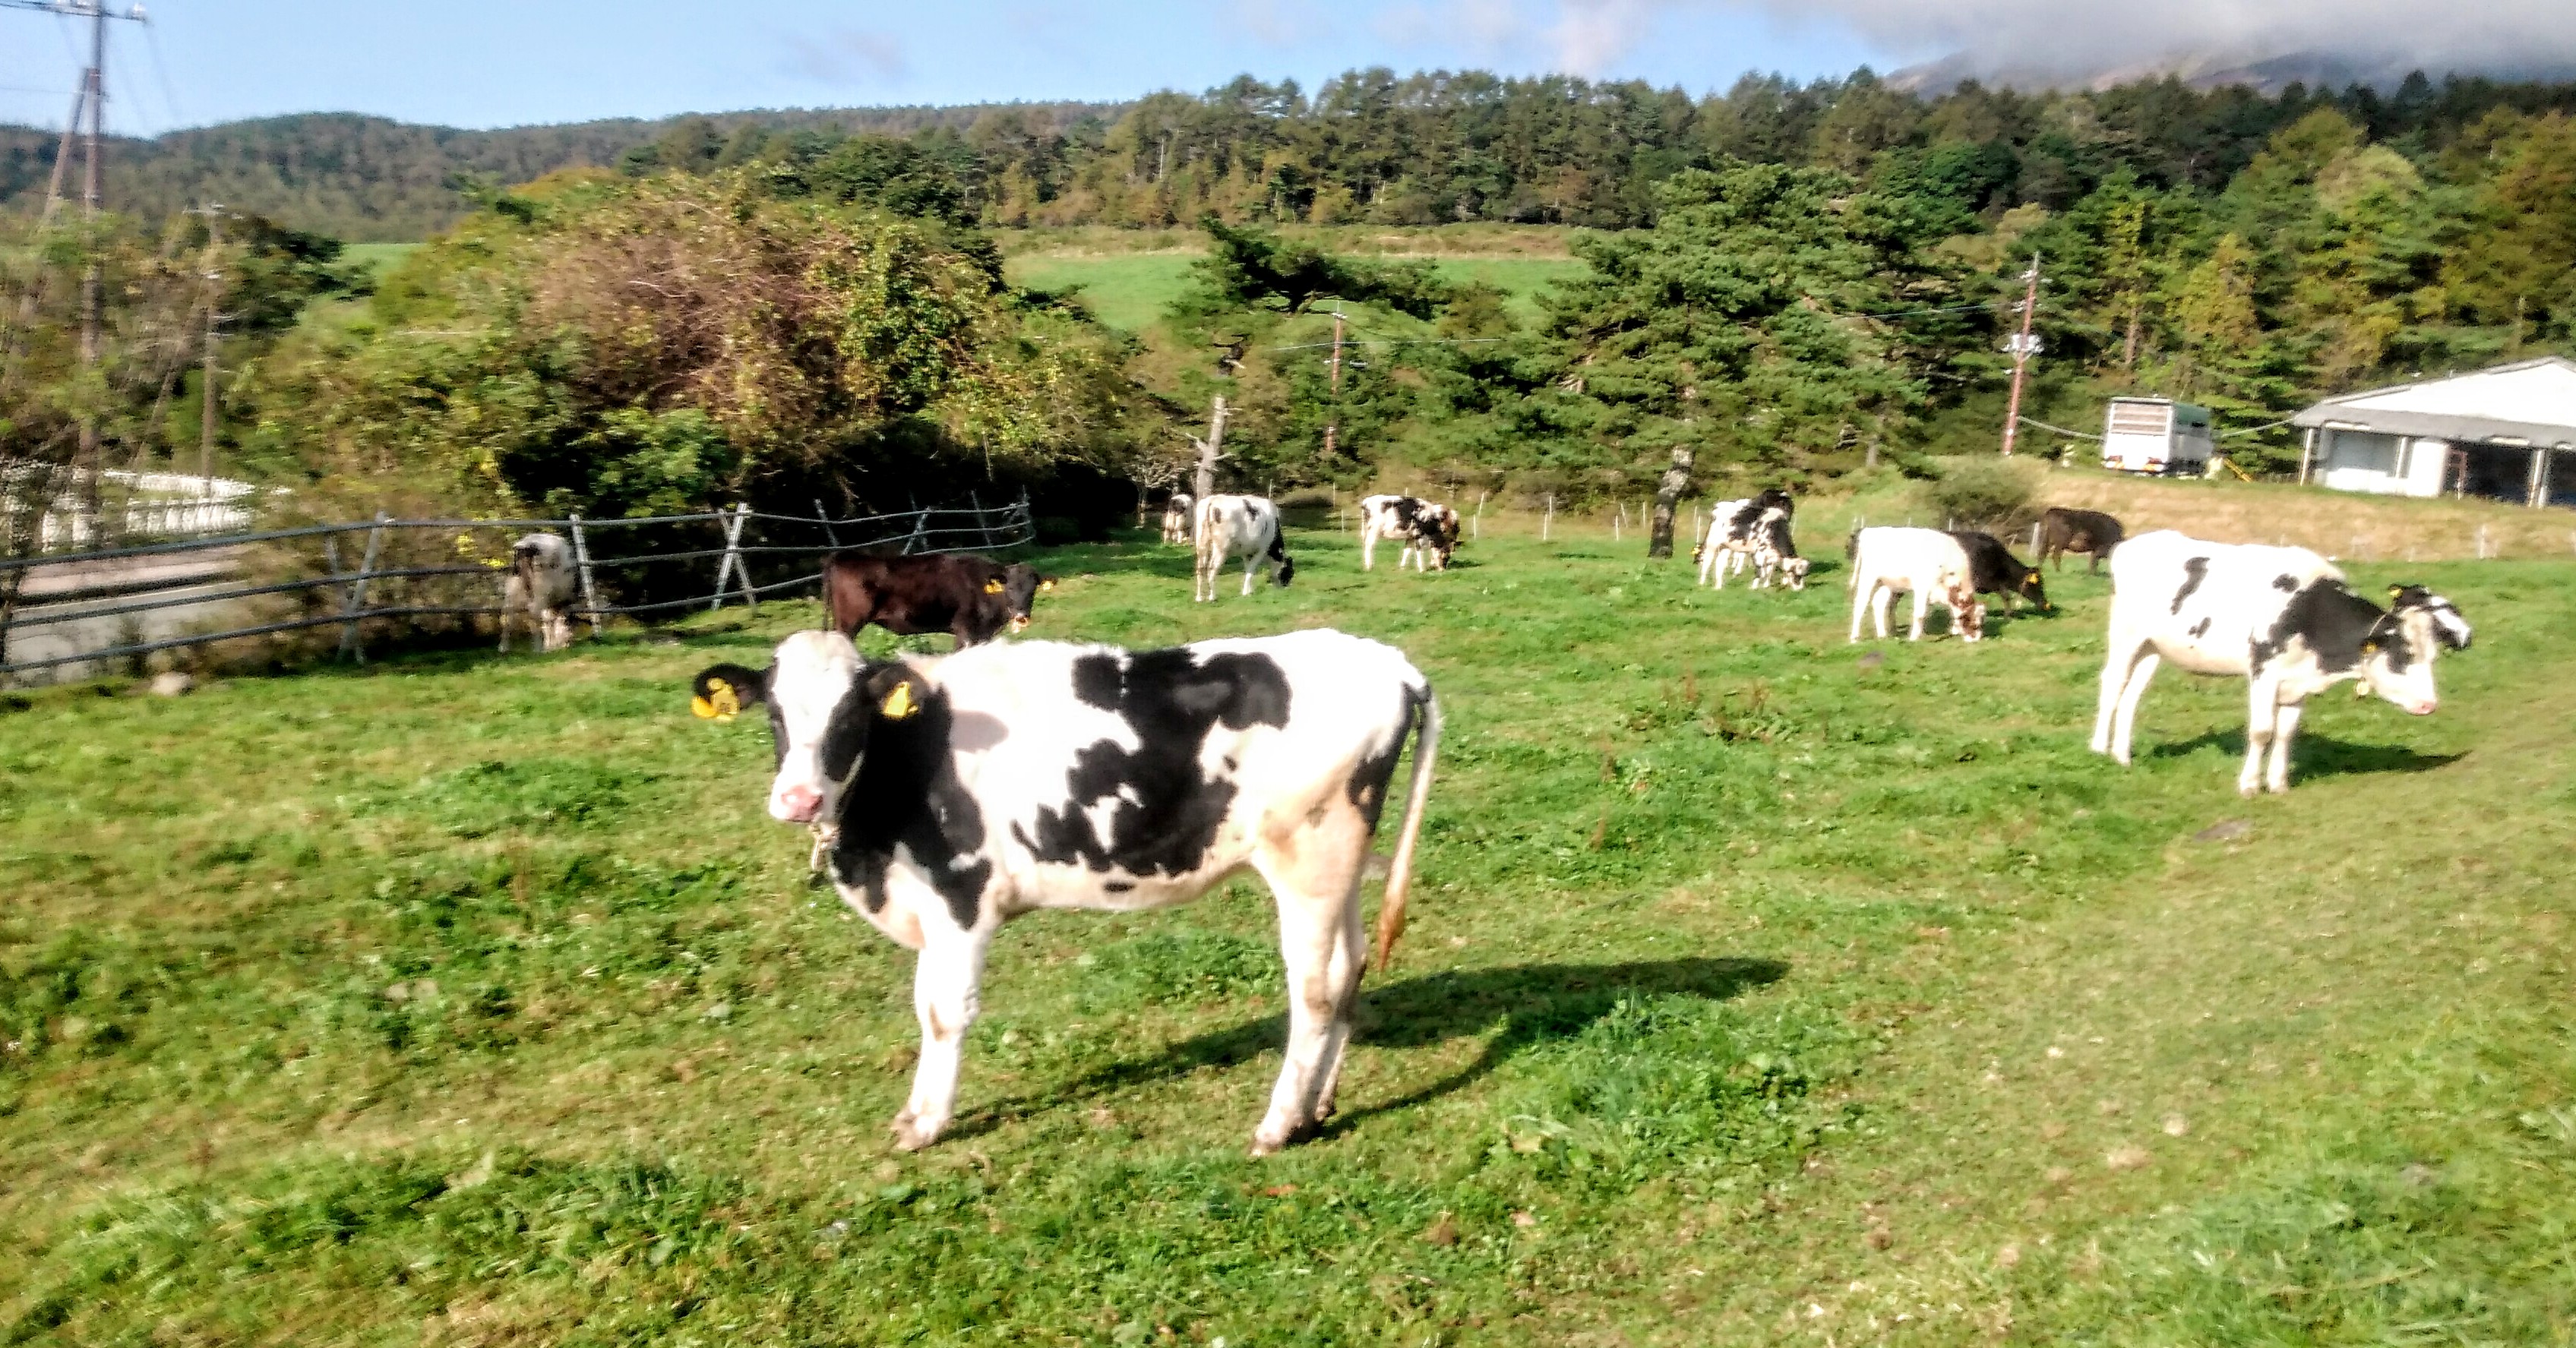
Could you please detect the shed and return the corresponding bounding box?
[2291,357,2576,507]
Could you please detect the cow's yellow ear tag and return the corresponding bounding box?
[1039,579,1057,592]
[2361,639,2381,655]
[2388,584,2404,598]
[880,681,918,720]
[983,579,1005,595]
[691,679,740,721]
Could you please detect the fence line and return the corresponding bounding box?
[2,497,1032,681]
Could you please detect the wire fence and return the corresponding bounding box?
[1,495,1033,682]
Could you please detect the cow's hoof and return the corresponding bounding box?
[2237,784,2261,799]
[892,1118,940,1151]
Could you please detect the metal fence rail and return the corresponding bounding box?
[1,496,1033,680]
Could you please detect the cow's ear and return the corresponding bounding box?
[691,664,768,721]
[863,666,931,722]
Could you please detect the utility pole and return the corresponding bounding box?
[191,204,225,483]
[1322,303,1345,459]
[5,1,150,531]
[1999,253,2041,458]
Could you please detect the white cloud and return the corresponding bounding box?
[1706,0,2576,81]
[786,29,911,86]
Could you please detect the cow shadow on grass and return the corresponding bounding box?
[2144,729,2467,781]
[944,955,1787,1142]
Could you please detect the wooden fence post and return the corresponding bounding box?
[814,500,840,549]
[1542,494,1554,541]
[734,504,760,608]
[567,515,604,637]
[1473,491,1487,540]
[970,491,990,550]
[710,504,749,610]
[337,513,387,664]
[900,507,928,555]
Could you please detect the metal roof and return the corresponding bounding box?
[2291,357,2576,448]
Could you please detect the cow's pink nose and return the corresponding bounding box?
[2407,699,2436,715]
[773,784,822,822]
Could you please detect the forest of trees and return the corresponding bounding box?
[8,64,2576,535]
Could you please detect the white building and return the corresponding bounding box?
[2291,357,2576,507]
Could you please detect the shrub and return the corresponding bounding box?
[1922,456,2042,530]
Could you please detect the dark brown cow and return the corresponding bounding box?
[821,552,1053,647]
[2038,507,2126,573]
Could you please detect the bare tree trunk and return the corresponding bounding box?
[1649,443,1693,558]
[1192,396,1229,500]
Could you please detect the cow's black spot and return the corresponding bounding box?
[2254,579,2386,678]
[1017,650,1294,877]
[1345,684,1427,828]
[1105,879,1134,893]
[2274,573,2299,592]
[827,674,991,931]
[2189,617,2211,638]
[2171,557,2209,614]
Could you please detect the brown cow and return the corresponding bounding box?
[2038,507,2125,573]
[821,552,1054,647]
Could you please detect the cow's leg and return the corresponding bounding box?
[2265,698,2304,794]
[1905,586,1928,640]
[1251,816,1369,1157]
[1241,547,1260,597]
[1194,544,1215,602]
[893,931,989,1151]
[2239,678,2290,797]
[1361,526,1378,571]
[2106,650,2161,765]
[1847,577,1872,642]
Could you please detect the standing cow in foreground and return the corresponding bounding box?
[2091,529,2472,795]
[1358,494,1462,572]
[500,532,578,653]
[822,551,1053,649]
[1193,494,1295,601]
[1847,527,1984,642]
[690,627,1440,1155]
[1749,513,1809,589]
[1945,530,2053,614]
[1160,493,1195,545]
[2039,507,2125,573]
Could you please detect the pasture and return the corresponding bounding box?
[4,508,2572,1344]
[1002,250,1585,332]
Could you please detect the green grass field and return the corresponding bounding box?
[5,510,2572,1343]
[338,242,420,282]
[1004,253,1586,332]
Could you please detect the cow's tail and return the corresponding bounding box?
[1268,524,1295,588]
[1372,684,1441,971]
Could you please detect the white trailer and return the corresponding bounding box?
[2100,397,2214,475]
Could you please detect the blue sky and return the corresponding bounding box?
[0,0,1885,134]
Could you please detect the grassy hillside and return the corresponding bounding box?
[1004,240,1587,332]
[4,509,2570,1343]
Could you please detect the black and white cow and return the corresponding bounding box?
[1357,494,1462,573]
[1847,526,1985,642]
[500,532,577,653]
[1693,489,1794,588]
[2091,529,2471,795]
[1945,530,2053,614]
[1160,493,1195,545]
[690,627,1440,1155]
[1193,494,1295,601]
[1749,512,1808,589]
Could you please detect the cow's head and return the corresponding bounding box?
[691,631,935,824]
[1780,556,1811,589]
[1000,563,1054,633]
[2356,585,2471,715]
[2016,567,2053,612]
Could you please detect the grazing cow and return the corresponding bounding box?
[1945,531,2053,614]
[1749,512,1808,590]
[822,552,1054,649]
[688,627,1440,1155]
[1193,494,1294,601]
[1160,493,1195,545]
[1693,489,1795,587]
[2039,507,2125,573]
[2090,530,2471,795]
[499,532,577,653]
[1846,527,1985,642]
[1358,494,1462,572]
